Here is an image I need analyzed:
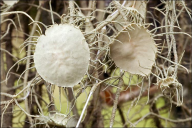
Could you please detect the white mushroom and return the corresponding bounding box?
[110,24,157,76]
[34,24,90,87]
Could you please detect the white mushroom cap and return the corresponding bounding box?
[110,24,157,76]
[34,24,90,87]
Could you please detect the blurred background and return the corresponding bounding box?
[1,0,191,127]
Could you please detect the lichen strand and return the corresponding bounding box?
[158,77,182,90]
[110,24,157,76]
[158,77,183,106]
[3,0,18,6]
[114,6,145,32]
[34,24,90,87]
[125,1,147,18]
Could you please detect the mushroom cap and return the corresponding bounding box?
[110,24,157,76]
[34,24,90,87]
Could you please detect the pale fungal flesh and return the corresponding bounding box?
[34,24,90,87]
[110,24,157,76]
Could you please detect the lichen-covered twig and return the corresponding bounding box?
[109,76,124,128]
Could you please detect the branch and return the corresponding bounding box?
[69,0,75,24]
[132,112,192,126]
[23,8,41,125]
[109,77,124,128]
